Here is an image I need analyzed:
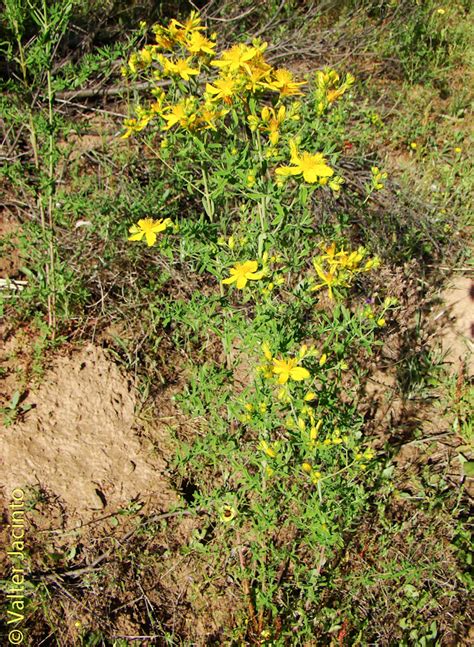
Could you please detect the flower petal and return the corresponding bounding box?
[262,342,272,361]
[236,275,247,289]
[145,231,157,246]
[289,139,300,164]
[303,168,318,183]
[289,366,310,381]
[246,271,265,280]
[313,163,334,178]
[275,165,300,176]
[151,220,168,233]
[314,263,329,282]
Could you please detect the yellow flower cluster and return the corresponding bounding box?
[310,242,381,299]
[121,11,311,138]
[301,462,322,484]
[370,166,388,190]
[248,105,286,146]
[354,447,375,470]
[314,69,355,115]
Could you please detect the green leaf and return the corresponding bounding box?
[462,461,474,478]
[10,390,20,409]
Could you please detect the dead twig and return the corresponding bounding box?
[54,79,170,101]
[38,509,193,582]
[54,97,127,118]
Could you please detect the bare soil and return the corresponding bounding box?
[439,276,474,376]
[1,343,177,525]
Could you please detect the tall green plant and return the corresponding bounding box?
[2,0,74,335]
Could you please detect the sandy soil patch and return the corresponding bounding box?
[438,276,474,375]
[0,343,177,525]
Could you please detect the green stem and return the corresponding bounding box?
[142,140,206,197]
[201,166,214,222]
[45,65,57,335]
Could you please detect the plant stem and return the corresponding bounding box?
[201,166,214,222]
[45,64,57,335]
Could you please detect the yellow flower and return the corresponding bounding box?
[185,31,216,56]
[329,176,344,192]
[276,140,333,183]
[154,26,174,50]
[315,69,355,113]
[161,100,197,130]
[310,243,379,299]
[167,12,204,43]
[139,47,154,66]
[120,117,150,139]
[150,91,166,115]
[128,218,171,246]
[197,104,228,130]
[243,59,273,92]
[222,260,264,289]
[316,69,340,91]
[261,105,286,145]
[311,263,338,299]
[178,11,204,34]
[159,56,200,81]
[205,76,239,104]
[211,44,261,73]
[310,420,322,445]
[262,342,273,361]
[272,357,310,384]
[302,462,312,473]
[370,166,388,190]
[220,504,237,523]
[127,53,140,74]
[247,114,260,131]
[258,440,278,458]
[265,68,306,96]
